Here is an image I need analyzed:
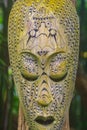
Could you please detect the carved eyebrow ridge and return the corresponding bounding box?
[20,51,66,67]
[36,33,48,37]
[20,51,39,61]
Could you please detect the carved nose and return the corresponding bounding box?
[36,82,53,107]
[37,23,49,37]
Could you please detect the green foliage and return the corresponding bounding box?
[0,1,19,130]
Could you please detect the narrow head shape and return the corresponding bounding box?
[8,0,79,130]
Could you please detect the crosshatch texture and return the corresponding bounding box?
[8,0,79,130]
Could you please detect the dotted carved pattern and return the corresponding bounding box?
[8,0,79,130]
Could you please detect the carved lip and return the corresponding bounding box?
[35,116,55,125]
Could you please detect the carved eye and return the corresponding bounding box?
[49,29,56,36]
[34,21,41,29]
[20,52,39,81]
[27,30,37,43]
[29,30,36,37]
[45,20,52,28]
[48,53,67,81]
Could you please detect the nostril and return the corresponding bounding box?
[42,80,47,83]
[42,87,47,91]
[41,72,47,76]
[37,50,48,56]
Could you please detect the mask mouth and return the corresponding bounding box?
[35,116,55,125]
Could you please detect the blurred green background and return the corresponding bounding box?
[0,0,87,130]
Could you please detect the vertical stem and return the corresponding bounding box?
[18,105,29,130]
[2,2,9,129]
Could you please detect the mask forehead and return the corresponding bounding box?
[18,6,68,57]
[8,0,79,69]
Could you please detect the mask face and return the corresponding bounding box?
[8,0,79,130]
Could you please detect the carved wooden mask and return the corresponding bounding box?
[8,0,79,130]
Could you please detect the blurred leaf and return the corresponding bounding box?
[8,66,12,76]
[0,59,6,66]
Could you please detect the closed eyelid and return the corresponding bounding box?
[20,52,40,81]
[20,51,40,61]
[46,51,66,62]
